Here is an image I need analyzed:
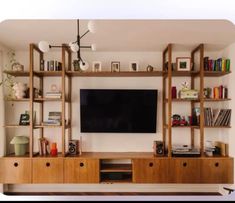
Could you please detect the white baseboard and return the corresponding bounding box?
[5,184,221,193]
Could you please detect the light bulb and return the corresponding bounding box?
[69,42,79,52]
[38,41,50,53]
[79,61,89,71]
[91,44,96,51]
[88,20,96,33]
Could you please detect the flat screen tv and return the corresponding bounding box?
[80,89,158,133]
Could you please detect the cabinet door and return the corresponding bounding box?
[32,158,63,183]
[169,158,201,183]
[64,158,100,183]
[0,158,31,184]
[132,158,169,183]
[201,158,234,183]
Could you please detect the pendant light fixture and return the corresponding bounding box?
[38,19,96,70]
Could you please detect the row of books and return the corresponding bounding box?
[204,85,228,99]
[203,57,230,72]
[40,60,62,71]
[204,108,231,127]
[45,91,62,99]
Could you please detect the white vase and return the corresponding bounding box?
[12,82,27,99]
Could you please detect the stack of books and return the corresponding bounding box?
[42,112,62,126]
[45,91,62,99]
[204,85,228,99]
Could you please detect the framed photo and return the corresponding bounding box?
[129,61,139,72]
[19,113,30,125]
[176,57,191,71]
[92,61,102,72]
[111,61,120,72]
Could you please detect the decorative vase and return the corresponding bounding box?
[12,82,27,99]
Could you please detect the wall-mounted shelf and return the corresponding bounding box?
[34,71,63,77]
[3,70,30,77]
[204,71,231,77]
[163,71,199,77]
[5,98,30,102]
[4,124,30,128]
[66,71,163,77]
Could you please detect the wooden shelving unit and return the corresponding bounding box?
[162,43,232,157]
[100,164,132,172]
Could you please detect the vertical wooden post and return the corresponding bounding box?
[199,44,204,156]
[190,52,195,148]
[29,44,34,158]
[61,46,66,156]
[162,48,166,155]
[167,44,172,157]
[39,52,44,139]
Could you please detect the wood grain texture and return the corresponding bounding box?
[132,158,169,183]
[201,158,234,183]
[32,158,63,183]
[64,158,99,183]
[169,158,201,183]
[0,158,31,184]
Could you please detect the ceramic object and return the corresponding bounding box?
[12,82,27,99]
[10,136,29,156]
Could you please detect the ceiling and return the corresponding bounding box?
[0,20,235,51]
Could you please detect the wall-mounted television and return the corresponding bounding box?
[80,89,158,133]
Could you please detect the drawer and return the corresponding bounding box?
[132,158,169,183]
[0,158,31,184]
[32,158,63,183]
[64,158,99,183]
[201,158,234,183]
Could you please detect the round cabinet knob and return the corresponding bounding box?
[149,162,153,167]
[183,162,187,167]
[80,162,84,167]
[215,162,219,167]
[14,162,18,167]
[46,162,50,167]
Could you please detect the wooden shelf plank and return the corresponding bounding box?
[4,124,30,128]
[165,98,199,102]
[66,71,163,77]
[100,178,132,183]
[34,71,62,77]
[100,164,132,172]
[163,71,199,77]
[204,71,231,77]
[34,98,62,102]
[5,98,30,102]
[203,98,231,102]
[4,70,30,77]
[34,125,70,129]
[33,153,63,158]
[164,125,199,129]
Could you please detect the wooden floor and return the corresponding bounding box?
[4,192,222,196]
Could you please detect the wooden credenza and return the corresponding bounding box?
[0,152,233,184]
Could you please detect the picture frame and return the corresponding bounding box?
[176,57,191,71]
[111,61,120,72]
[129,61,139,72]
[19,113,30,125]
[92,61,102,72]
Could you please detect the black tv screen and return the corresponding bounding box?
[80,89,158,133]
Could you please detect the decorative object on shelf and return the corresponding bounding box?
[176,57,191,71]
[171,86,177,99]
[92,61,102,72]
[38,19,96,70]
[38,137,50,156]
[42,112,62,126]
[19,113,30,125]
[164,62,175,71]
[68,140,79,155]
[129,61,139,72]
[153,140,164,156]
[12,62,24,71]
[179,81,198,99]
[10,136,29,156]
[12,82,27,99]
[146,64,154,72]
[172,114,188,126]
[73,59,80,71]
[111,61,120,72]
[50,142,58,156]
